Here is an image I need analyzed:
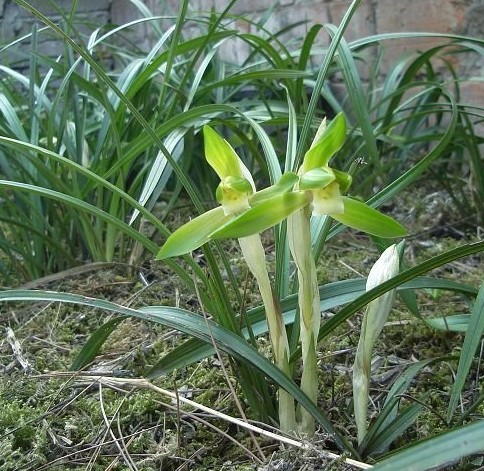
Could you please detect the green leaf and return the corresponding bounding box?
[0,180,159,255]
[149,275,478,377]
[0,289,350,452]
[211,192,309,239]
[371,420,484,471]
[156,206,232,259]
[362,357,447,455]
[71,317,127,370]
[331,197,407,238]
[327,26,380,166]
[301,112,347,172]
[366,404,424,456]
[203,125,244,179]
[426,314,471,333]
[447,276,484,421]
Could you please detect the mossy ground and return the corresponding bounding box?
[1,186,483,470]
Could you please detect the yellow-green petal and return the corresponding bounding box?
[331,197,407,238]
[216,176,253,215]
[311,182,344,215]
[211,191,309,239]
[203,126,255,191]
[157,206,232,259]
[332,168,352,193]
[299,167,335,191]
[250,172,298,205]
[204,125,242,179]
[301,112,346,173]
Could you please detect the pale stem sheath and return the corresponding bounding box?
[287,206,321,435]
[238,234,296,432]
[353,244,399,444]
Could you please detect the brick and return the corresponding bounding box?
[14,0,111,16]
[374,0,460,70]
[198,0,277,14]
[326,0,375,41]
[376,0,460,32]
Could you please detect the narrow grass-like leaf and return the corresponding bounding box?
[362,357,447,455]
[151,276,477,379]
[327,27,379,166]
[426,314,472,333]
[366,404,424,457]
[0,180,158,255]
[0,289,351,452]
[447,277,484,421]
[11,0,206,215]
[371,420,484,471]
[70,317,127,370]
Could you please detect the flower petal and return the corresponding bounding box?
[331,197,407,238]
[157,206,232,259]
[211,191,309,239]
[311,182,344,215]
[299,167,335,191]
[300,112,346,173]
[204,125,255,191]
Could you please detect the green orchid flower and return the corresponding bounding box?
[157,127,305,260]
[158,125,300,431]
[286,113,406,435]
[157,116,407,437]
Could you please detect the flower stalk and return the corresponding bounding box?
[238,234,296,432]
[287,205,320,434]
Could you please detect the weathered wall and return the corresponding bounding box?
[0,0,111,67]
[1,0,482,104]
[193,0,483,108]
[195,0,482,71]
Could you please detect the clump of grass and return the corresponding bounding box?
[1,0,484,470]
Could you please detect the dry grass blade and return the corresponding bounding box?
[38,372,372,469]
[97,383,138,471]
[194,279,267,461]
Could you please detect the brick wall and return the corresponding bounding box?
[0,0,111,68]
[1,0,482,105]
[3,0,482,71]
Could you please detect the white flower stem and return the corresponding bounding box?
[287,206,320,435]
[238,234,296,432]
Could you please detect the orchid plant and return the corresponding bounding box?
[157,113,406,435]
